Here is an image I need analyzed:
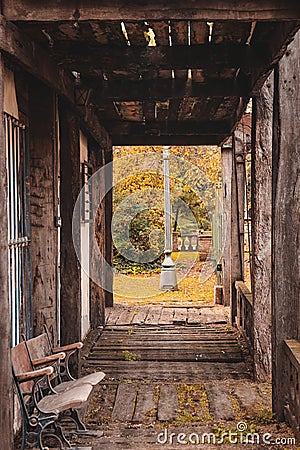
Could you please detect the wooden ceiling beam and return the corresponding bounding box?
[87,78,248,101]
[104,120,231,135]
[48,43,262,72]
[3,0,300,21]
[111,135,226,146]
[0,15,110,146]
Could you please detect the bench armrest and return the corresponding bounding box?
[16,366,54,382]
[53,342,83,352]
[31,352,66,366]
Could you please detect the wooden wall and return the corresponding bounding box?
[272,30,300,419]
[0,53,13,450]
[252,73,273,382]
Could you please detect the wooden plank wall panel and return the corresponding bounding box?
[272,31,300,420]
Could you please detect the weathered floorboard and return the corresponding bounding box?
[111,382,138,421]
[144,306,163,325]
[205,383,235,420]
[132,384,156,422]
[157,384,178,421]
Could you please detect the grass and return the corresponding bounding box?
[114,252,217,306]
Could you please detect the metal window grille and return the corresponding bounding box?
[5,113,32,346]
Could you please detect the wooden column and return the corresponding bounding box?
[0,53,13,450]
[272,31,300,420]
[89,139,106,326]
[234,131,246,276]
[221,140,232,307]
[252,73,273,382]
[59,99,81,346]
[104,147,113,307]
[29,80,59,340]
[230,133,245,323]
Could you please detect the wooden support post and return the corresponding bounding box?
[272,31,300,420]
[88,140,106,327]
[230,133,245,323]
[0,52,13,450]
[28,80,59,340]
[252,73,273,382]
[104,148,113,307]
[59,99,81,348]
[221,140,232,307]
[88,139,112,322]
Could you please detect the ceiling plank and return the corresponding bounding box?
[191,21,209,44]
[111,135,225,145]
[3,0,300,21]
[211,21,253,44]
[148,21,169,46]
[124,22,149,46]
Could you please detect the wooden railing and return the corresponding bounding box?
[284,339,300,439]
[235,281,254,354]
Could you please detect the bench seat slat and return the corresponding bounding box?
[38,384,93,415]
[54,372,105,394]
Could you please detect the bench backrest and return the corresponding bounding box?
[11,341,34,393]
[26,332,52,361]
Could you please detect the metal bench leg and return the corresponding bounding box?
[52,423,71,448]
[70,408,86,431]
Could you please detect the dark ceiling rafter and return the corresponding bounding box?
[1,2,300,145]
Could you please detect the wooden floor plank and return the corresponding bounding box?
[158,307,175,325]
[83,361,251,381]
[106,306,124,325]
[157,384,178,421]
[131,306,150,324]
[133,383,156,422]
[144,306,163,325]
[173,307,188,324]
[187,307,202,324]
[199,307,226,324]
[115,307,136,325]
[205,383,235,420]
[90,348,242,362]
[111,382,138,421]
[231,383,259,410]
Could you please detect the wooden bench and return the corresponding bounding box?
[12,340,104,449]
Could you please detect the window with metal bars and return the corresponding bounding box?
[5,113,32,346]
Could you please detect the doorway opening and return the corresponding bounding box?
[112,145,223,308]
